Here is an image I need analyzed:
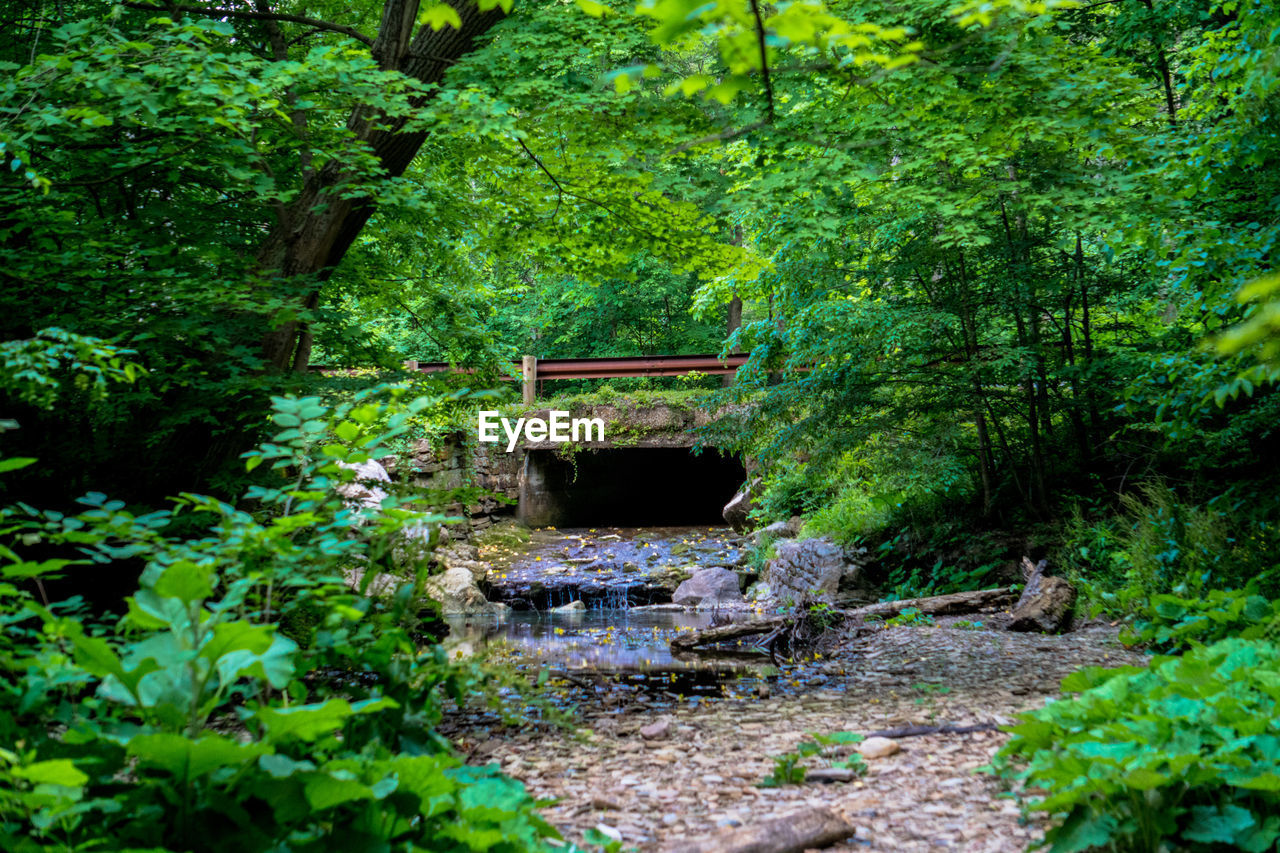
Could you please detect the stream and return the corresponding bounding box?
[445,524,766,674]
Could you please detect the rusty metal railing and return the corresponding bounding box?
[403,354,748,403]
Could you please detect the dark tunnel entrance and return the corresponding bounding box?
[517,447,745,528]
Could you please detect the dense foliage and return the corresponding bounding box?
[4,0,1280,847]
[1,384,558,851]
[997,640,1280,853]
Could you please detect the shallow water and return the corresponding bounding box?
[479,525,748,610]
[451,524,766,673]
[445,607,765,672]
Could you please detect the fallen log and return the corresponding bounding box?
[669,617,788,651]
[661,806,855,853]
[862,722,1000,739]
[670,587,1017,652]
[850,586,1017,620]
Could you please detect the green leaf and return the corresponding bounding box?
[1184,804,1256,845]
[256,696,398,742]
[215,633,297,688]
[304,771,377,810]
[0,457,37,473]
[1049,807,1120,853]
[418,4,462,30]
[12,759,88,787]
[128,734,269,780]
[153,560,213,602]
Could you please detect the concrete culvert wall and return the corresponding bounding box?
[518,448,745,528]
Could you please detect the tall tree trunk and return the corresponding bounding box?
[1000,178,1046,514]
[956,250,994,515]
[257,0,506,372]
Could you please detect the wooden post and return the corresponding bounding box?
[404,359,419,371]
[521,356,537,405]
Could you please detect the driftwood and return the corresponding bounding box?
[862,722,1000,739]
[670,617,789,650]
[670,586,1017,653]
[661,806,854,853]
[850,586,1017,620]
[1007,557,1076,633]
[803,767,858,783]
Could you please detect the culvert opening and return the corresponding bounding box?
[518,447,745,527]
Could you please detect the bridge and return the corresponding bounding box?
[405,353,749,404]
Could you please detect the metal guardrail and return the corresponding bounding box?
[404,354,748,403]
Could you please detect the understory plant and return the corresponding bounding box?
[0,386,559,851]
[996,639,1280,852]
[1061,482,1280,618]
[758,731,867,787]
[1123,587,1280,652]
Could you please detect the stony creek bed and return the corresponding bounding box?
[439,525,1147,852]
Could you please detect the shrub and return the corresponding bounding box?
[1124,587,1279,652]
[1061,482,1280,618]
[0,387,559,852]
[996,639,1280,853]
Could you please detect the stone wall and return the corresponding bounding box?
[389,400,742,532]
[394,434,522,531]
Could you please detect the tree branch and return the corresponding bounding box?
[121,2,375,46]
[515,137,565,219]
[747,0,775,122]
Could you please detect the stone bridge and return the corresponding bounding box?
[395,400,746,529]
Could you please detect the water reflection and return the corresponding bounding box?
[445,607,767,672]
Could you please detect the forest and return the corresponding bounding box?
[2,0,1279,848]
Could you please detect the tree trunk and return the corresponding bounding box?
[257,0,506,371]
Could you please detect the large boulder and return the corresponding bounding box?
[722,478,762,533]
[425,566,507,615]
[672,567,744,607]
[764,537,847,604]
[753,516,803,545]
[336,459,391,511]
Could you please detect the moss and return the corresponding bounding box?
[475,522,532,550]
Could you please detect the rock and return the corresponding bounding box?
[592,797,622,811]
[424,566,504,615]
[335,459,390,510]
[672,567,744,607]
[722,478,761,533]
[639,719,672,740]
[857,737,901,759]
[753,521,793,545]
[763,537,848,604]
[553,599,586,613]
[594,824,623,843]
[343,567,402,597]
[1007,558,1077,633]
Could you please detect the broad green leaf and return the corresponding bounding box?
[128,734,269,780]
[153,560,213,602]
[12,759,88,787]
